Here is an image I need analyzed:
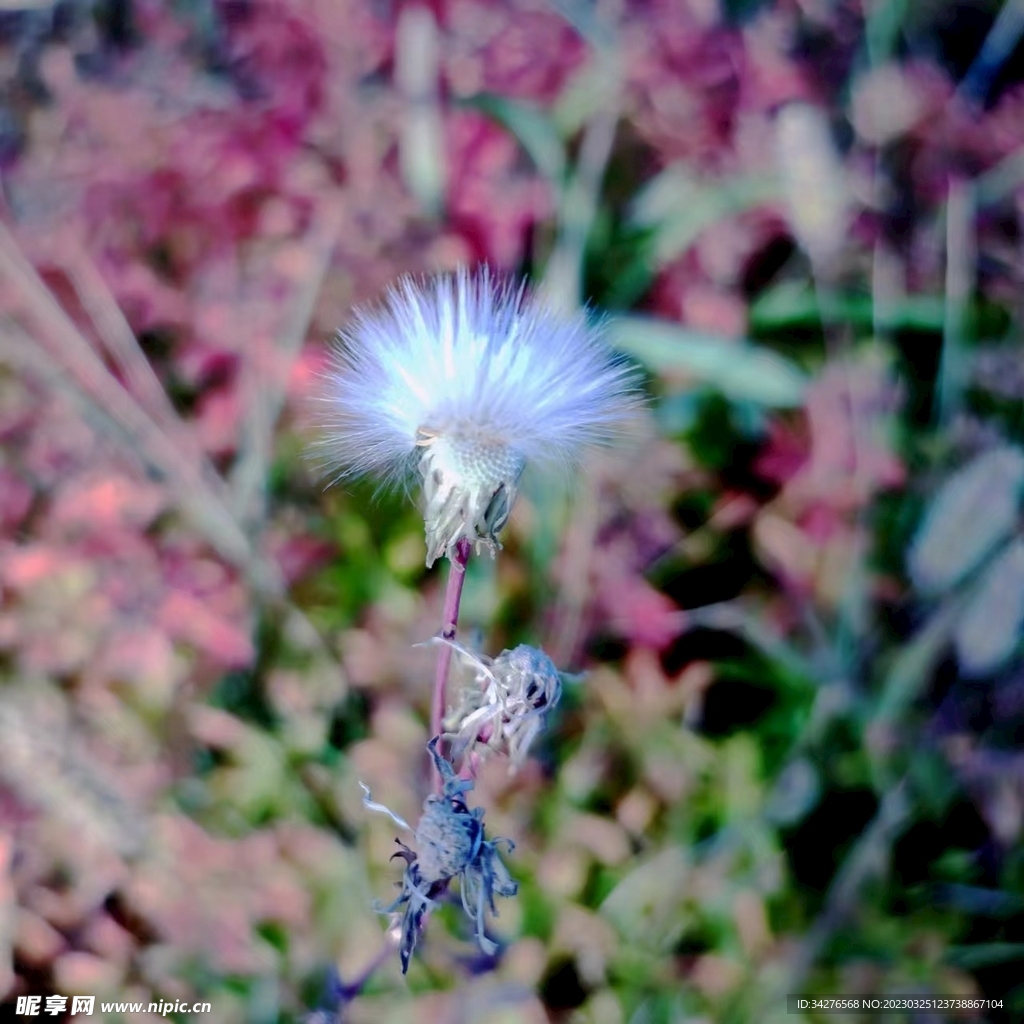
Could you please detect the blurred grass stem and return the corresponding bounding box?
[542,40,621,310]
[936,177,976,425]
[788,778,911,990]
[430,538,472,788]
[957,0,1024,106]
[230,200,342,531]
[0,223,343,696]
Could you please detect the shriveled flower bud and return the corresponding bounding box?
[438,639,562,770]
[361,738,517,973]
[314,269,639,566]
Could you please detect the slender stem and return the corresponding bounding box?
[330,933,397,1020]
[430,537,472,788]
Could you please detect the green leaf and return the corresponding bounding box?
[873,601,959,726]
[722,0,775,23]
[460,93,566,184]
[866,0,909,64]
[766,758,820,825]
[752,280,869,331]
[608,316,808,407]
[908,446,1024,594]
[947,943,1024,970]
[935,884,1024,918]
[601,846,690,950]
[894,293,948,329]
[552,53,619,135]
[908,747,959,818]
[629,167,780,265]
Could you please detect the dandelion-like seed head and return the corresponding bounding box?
[314,268,640,566]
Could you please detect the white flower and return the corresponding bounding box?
[314,268,639,566]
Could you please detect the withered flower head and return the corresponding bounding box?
[361,738,517,973]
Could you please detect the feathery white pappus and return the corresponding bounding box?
[313,268,641,566]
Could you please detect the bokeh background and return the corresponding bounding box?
[1,0,1024,1021]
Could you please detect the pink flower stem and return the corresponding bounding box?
[430,537,471,790]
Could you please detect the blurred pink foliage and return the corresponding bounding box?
[445,0,585,101]
[623,1,749,166]
[754,351,905,602]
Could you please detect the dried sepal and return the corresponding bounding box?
[418,430,525,566]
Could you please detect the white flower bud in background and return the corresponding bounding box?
[314,269,640,566]
[395,5,444,216]
[774,102,851,273]
[438,639,562,770]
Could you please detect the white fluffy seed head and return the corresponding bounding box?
[312,268,641,565]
